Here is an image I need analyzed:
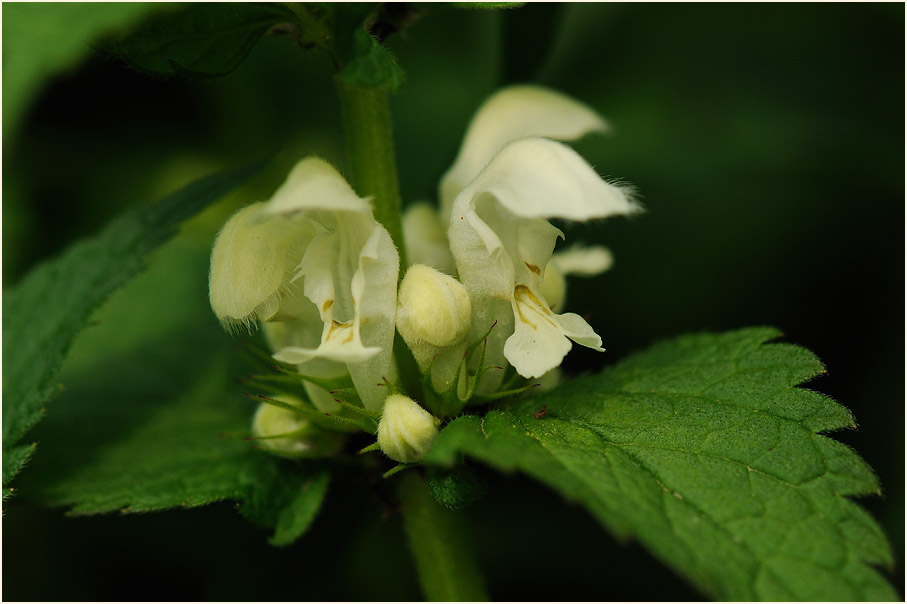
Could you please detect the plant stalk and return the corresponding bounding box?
[336,83,407,269]
[397,470,489,602]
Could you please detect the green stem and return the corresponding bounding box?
[336,83,407,269]
[397,470,489,602]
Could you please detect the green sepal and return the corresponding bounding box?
[421,321,501,418]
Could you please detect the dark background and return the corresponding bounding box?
[4,3,903,600]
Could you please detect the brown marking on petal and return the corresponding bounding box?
[323,299,334,312]
[513,285,559,328]
[525,262,542,276]
[326,319,345,340]
[515,302,536,330]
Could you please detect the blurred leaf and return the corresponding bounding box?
[450,3,525,10]
[15,228,329,545]
[23,344,257,514]
[1,157,269,494]
[20,321,330,546]
[241,460,332,547]
[426,328,895,600]
[1,2,162,142]
[106,3,295,78]
[428,465,488,510]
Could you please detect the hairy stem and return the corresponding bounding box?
[397,470,489,601]
[336,83,407,269]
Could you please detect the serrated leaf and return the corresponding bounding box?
[16,222,327,547]
[2,2,162,142]
[105,3,295,78]
[425,328,896,601]
[1,157,268,492]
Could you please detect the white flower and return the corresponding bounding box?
[442,86,639,380]
[209,157,399,411]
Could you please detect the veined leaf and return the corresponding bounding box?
[426,328,896,600]
[105,3,296,78]
[15,219,327,547]
[2,157,268,494]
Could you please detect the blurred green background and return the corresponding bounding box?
[3,3,903,600]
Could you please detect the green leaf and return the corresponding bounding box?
[105,3,296,78]
[2,2,162,143]
[450,2,525,9]
[1,157,268,493]
[336,28,406,91]
[16,220,326,547]
[426,328,896,601]
[428,465,488,510]
[241,461,331,547]
[22,342,258,514]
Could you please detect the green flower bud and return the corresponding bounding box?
[377,394,440,464]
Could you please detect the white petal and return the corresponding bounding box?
[551,244,614,276]
[264,319,349,412]
[209,202,308,331]
[440,85,608,217]
[504,289,573,379]
[557,312,604,351]
[347,225,400,412]
[503,285,603,378]
[402,203,456,274]
[457,138,637,222]
[263,156,372,216]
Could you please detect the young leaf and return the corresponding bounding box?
[241,459,332,548]
[335,28,406,91]
[105,3,296,78]
[425,328,896,601]
[1,157,268,494]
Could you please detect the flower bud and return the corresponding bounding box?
[397,264,472,348]
[252,397,341,458]
[377,394,440,464]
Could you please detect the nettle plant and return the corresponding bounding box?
[3,4,897,601]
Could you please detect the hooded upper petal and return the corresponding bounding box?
[448,138,635,379]
[209,202,315,332]
[211,156,399,412]
[440,85,609,219]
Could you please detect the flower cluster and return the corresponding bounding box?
[209,85,637,464]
